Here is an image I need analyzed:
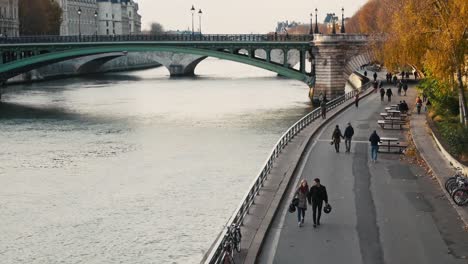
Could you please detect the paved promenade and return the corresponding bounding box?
[410,99,468,227]
[257,80,468,264]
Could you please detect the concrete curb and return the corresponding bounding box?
[428,127,468,176]
[243,87,375,264]
[409,116,468,228]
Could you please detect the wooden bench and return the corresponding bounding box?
[378,142,409,153]
[377,119,406,129]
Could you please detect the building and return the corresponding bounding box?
[55,0,141,36]
[54,0,98,36]
[275,20,300,34]
[0,0,19,37]
[97,0,141,36]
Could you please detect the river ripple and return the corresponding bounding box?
[0,59,312,263]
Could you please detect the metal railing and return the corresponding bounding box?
[0,34,313,44]
[202,82,371,264]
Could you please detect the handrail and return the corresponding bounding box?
[202,81,372,264]
[0,34,313,44]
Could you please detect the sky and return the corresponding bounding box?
[136,0,369,34]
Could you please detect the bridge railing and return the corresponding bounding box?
[0,34,313,44]
[202,81,372,264]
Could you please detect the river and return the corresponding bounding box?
[0,59,312,263]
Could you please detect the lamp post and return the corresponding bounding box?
[77,8,82,38]
[309,13,313,35]
[198,9,202,34]
[341,7,346,33]
[190,5,195,38]
[94,10,98,36]
[331,13,336,34]
[314,8,319,34]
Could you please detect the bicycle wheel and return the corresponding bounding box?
[222,253,235,264]
[452,189,468,206]
[445,177,457,191]
[234,232,241,253]
[447,181,461,194]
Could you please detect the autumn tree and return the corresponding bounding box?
[348,0,467,126]
[19,0,62,35]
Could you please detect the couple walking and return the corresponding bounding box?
[295,178,329,228]
[331,123,354,153]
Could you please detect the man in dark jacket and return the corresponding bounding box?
[380,87,385,101]
[321,100,327,119]
[344,122,354,153]
[386,88,393,102]
[331,125,344,153]
[308,178,328,228]
[373,72,378,82]
[369,130,381,162]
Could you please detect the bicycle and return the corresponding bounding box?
[451,179,468,206]
[444,168,465,193]
[230,224,242,253]
[221,235,235,264]
[221,224,242,264]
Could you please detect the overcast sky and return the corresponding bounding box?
[137,0,368,33]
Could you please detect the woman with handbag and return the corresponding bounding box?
[294,179,309,227]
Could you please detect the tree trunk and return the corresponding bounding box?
[456,67,468,127]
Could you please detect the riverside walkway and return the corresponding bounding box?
[256,79,468,263]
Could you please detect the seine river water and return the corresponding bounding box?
[0,59,312,263]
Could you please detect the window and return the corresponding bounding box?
[106,29,109,35]
[106,21,109,27]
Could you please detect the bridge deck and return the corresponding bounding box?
[257,81,468,264]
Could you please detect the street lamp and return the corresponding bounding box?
[190,5,195,37]
[77,7,82,38]
[94,11,98,36]
[331,13,336,34]
[198,9,203,34]
[314,8,319,34]
[309,13,313,35]
[341,7,346,33]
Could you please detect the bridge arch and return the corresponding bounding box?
[0,45,313,85]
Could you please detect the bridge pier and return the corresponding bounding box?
[311,34,370,101]
[151,52,207,77]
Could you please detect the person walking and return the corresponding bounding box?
[364,70,367,77]
[354,93,360,108]
[386,88,393,102]
[397,81,402,95]
[331,125,344,153]
[403,82,408,96]
[380,87,385,101]
[295,179,309,227]
[369,130,381,162]
[344,122,354,153]
[308,178,328,228]
[373,81,378,93]
[416,96,423,114]
[321,100,327,119]
[373,71,378,82]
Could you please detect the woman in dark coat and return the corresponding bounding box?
[332,125,344,153]
[295,179,309,227]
